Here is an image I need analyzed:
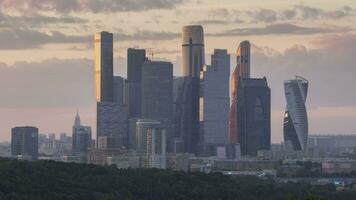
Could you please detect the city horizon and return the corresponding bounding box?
[1,0,356,144]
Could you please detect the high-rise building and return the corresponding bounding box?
[72,113,92,161]
[200,49,230,155]
[284,76,309,151]
[126,48,147,118]
[182,25,205,78]
[95,32,128,150]
[229,41,251,144]
[11,126,38,160]
[95,31,114,102]
[113,76,125,105]
[141,61,173,151]
[173,25,205,154]
[173,77,200,154]
[235,78,271,156]
[136,119,166,169]
[97,102,128,149]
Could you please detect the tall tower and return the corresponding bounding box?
[141,61,173,152]
[182,25,205,77]
[126,48,147,118]
[284,76,309,151]
[174,25,205,154]
[95,32,128,149]
[200,49,230,155]
[95,31,114,102]
[229,41,251,144]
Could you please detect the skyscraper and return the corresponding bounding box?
[95,31,114,102]
[126,48,147,118]
[200,49,230,155]
[72,113,92,161]
[229,41,251,144]
[95,31,128,149]
[113,76,125,105]
[235,78,271,156]
[141,61,173,151]
[11,126,38,160]
[173,25,205,154]
[182,25,205,77]
[284,76,309,151]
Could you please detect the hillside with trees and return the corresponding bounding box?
[0,158,354,200]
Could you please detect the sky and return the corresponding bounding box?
[0,0,356,143]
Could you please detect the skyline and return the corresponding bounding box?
[1,0,356,142]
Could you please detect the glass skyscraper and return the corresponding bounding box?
[284,76,309,151]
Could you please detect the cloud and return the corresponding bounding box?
[209,23,352,36]
[0,28,179,49]
[0,10,88,28]
[251,33,356,109]
[0,58,94,107]
[0,0,185,14]
[0,29,90,49]
[245,5,355,23]
[247,8,278,23]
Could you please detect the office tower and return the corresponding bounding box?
[97,102,128,149]
[200,49,230,155]
[141,61,173,151]
[11,126,38,160]
[284,76,309,151]
[126,48,147,118]
[136,119,166,169]
[173,77,200,154]
[95,31,114,102]
[173,25,205,154]
[182,25,205,77]
[113,76,125,105]
[235,78,271,156]
[95,31,128,149]
[229,41,251,144]
[72,113,92,161]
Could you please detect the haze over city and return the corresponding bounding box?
[1,0,356,143]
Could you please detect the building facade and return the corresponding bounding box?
[126,48,147,118]
[141,61,173,151]
[113,76,125,105]
[97,102,128,149]
[11,126,39,160]
[283,76,309,151]
[229,41,251,144]
[136,119,166,169]
[72,113,92,161]
[95,31,114,102]
[235,78,271,156]
[200,49,230,155]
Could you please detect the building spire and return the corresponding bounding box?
[74,111,81,127]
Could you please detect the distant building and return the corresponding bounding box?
[94,32,128,150]
[95,31,114,102]
[173,77,199,154]
[182,25,205,78]
[11,126,38,160]
[174,25,205,155]
[113,76,125,105]
[284,76,309,151]
[200,49,230,155]
[229,41,251,144]
[126,48,147,118]
[136,119,167,169]
[97,102,128,149]
[234,78,271,156]
[308,134,356,157]
[38,133,72,157]
[141,61,173,152]
[72,113,92,162]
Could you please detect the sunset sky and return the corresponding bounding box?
[1,0,356,142]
